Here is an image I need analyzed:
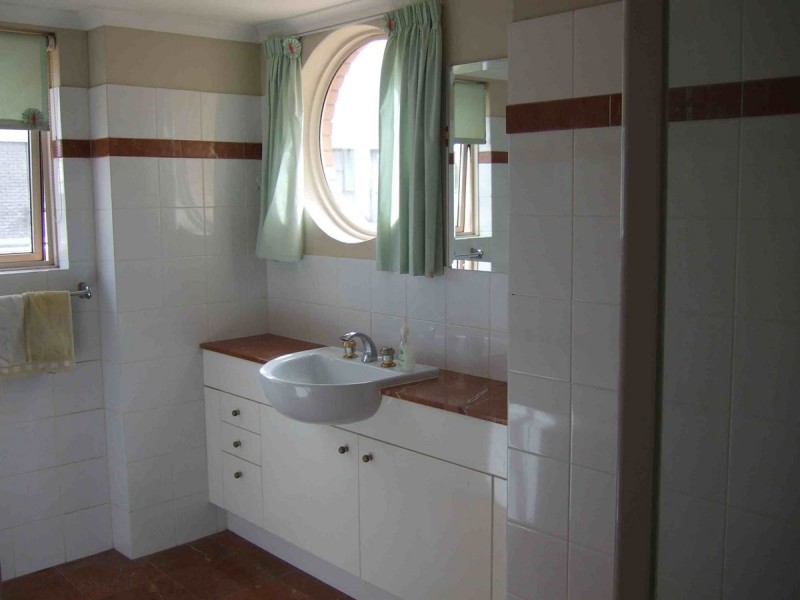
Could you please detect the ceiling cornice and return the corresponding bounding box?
[0,1,83,29]
[256,0,407,40]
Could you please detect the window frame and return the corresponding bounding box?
[0,129,57,270]
[302,25,386,244]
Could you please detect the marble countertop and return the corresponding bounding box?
[200,334,508,426]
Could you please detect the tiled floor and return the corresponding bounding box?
[0,531,355,600]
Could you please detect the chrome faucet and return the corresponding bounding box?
[340,332,378,363]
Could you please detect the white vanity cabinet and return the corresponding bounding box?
[359,438,492,600]
[203,349,507,600]
[260,405,360,576]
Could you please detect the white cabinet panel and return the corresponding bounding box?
[204,387,223,506]
[359,438,493,600]
[220,422,261,466]
[492,478,508,600]
[219,392,260,434]
[260,406,360,576]
[222,452,262,526]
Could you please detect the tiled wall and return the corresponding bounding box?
[505,3,623,600]
[657,0,800,597]
[90,83,267,558]
[0,88,110,579]
[267,257,508,381]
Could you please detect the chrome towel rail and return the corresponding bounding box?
[69,282,93,300]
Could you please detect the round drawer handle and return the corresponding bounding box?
[233,440,242,448]
[338,445,349,454]
[234,471,243,479]
[362,453,373,463]
[231,409,240,417]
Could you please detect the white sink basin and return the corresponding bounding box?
[259,347,438,424]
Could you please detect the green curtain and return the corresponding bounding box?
[256,37,304,262]
[0,32,50,130]
[376,0,444,277]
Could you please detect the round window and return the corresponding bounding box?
[303,27,386,243]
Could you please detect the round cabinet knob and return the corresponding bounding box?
[338,445,349,454]
[231,409,240,417]
[233,440,242,448]
[234,471,243,479]
[362,453,373,463]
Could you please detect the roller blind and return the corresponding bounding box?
[452,80,486,144]
[0,31,51,131]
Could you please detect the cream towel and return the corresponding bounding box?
[0,294,26,378]
[24,291,75,374]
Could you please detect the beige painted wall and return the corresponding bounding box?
[513,0,616,22]
[1,21,89,88]
[88,26,262,95]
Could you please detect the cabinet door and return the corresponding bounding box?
[260,406,360,576]
[359,438,493,600]
[222,452,262,526]
[204,387,223,507]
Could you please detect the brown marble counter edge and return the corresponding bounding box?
[199,334,508,426]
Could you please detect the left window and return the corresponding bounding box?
[0,30,56,271]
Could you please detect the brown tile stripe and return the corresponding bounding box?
[448,150,509,165]
[507,75,800,133]
[52,138,262,159]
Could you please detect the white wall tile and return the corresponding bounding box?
[206,254,248,303]
[572,217,620,304]
[735,219,800,321]
[66,210,97,262]
[656,491,725,600]
[338,258,372,312]
[407,319,446,368]
[112,209,163,261]
[728,417,800,523]
[667,120,740,218]
[106,85,157,139]
[337,308,372,339]
[160,208,206,258]
[507,524,568,600]
[126,455,174,510]
[573,127,621,218]
[732,318,800,423]
[172,446,209,499]
[664,218,737,316]
[738,116,800,219]
[114,259,163,312]
[741,0,800,80]
[56,87,90,139]
[0,420,58,479]
[509,295,571,381]
[56,409,106,464]
[571,385,618,474]
[571,302,619,390]
[207,300,268,341]
[0,468,61,530]
[668,0,743,87]
[508,12,573,103]
[12,516,65,576]
[0,374,54,426]
[489,273,508,332]
[174,493,219,545]
[62,158,94,211]
[508,372,570,461]
[0,529,13,580]
[303,255,339,305]
[510,131,573,217]
[109,157,159,209]
[304,303,341,346]
[568,543,614,600]
[490,332,508,381]
[569,466,616,555]
[159,159,204,208]
[573,2,623,96]
[407,270,446,323]
[371,269,406,317]
[446,325,490,377]
[201,92,245,142]
[446,268,491,328]
[72,312,101,363]
[241,96,262,143]
[59,457,110,513]
[63,504,113,561]
[509,216,572,299]
[88,85,108,139]
[162,257,207,308]
[722,508,800,600]
[509,450,569,538]
[204,206,246,256]
[202,159,246,207]
[155,89,202,141]
[128,501,176,558]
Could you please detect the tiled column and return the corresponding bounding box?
[506,3,623,599]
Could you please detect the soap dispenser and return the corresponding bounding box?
[397,321,416,372]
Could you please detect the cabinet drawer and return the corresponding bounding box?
[222,452,262,525]
[220,422,261,466]
[219,392,260,434]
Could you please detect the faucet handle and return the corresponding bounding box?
[342,339,357,359]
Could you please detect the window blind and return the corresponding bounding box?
[0,31,51,130]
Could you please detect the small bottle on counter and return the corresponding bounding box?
[397,321,416,372]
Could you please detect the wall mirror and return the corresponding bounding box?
[447,58,508,273]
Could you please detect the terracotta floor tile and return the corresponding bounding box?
[279,570,346,600]
[0,571,83,600]
[92,575,195,599]
[146,539,232,574]
[168,558,254,600]
[223,577,316,600]
[59,550,162,600]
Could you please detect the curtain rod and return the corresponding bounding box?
[282,12,384,39]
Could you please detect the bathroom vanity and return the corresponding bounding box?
[201,334,508,600]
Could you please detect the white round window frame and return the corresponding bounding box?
[303,25,386,244]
